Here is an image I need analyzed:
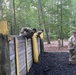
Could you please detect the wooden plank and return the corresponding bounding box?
[9,38,16,75]
[27,39,33,70]
[17,37,26,75]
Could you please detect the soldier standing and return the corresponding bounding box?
[68,31,76,64]
[58,37,61,49]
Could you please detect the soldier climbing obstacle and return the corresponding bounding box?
[68,31,76,64]
[19,27,39,64]
[19,27,32,37]
[19,27,37,38]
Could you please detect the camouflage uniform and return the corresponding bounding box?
[19,27,32,36]
[58,38,61,49]
[68,35,76,64]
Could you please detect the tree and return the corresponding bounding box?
[13,0,16,35]
[38,0,50,44]
[0,0,3,19]
[1,0,76,39]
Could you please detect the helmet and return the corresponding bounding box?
[70,30,76,34]
[72,30,76,33]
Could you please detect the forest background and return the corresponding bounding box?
[0,0,76,43]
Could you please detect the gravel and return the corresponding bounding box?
[28,52,76,75]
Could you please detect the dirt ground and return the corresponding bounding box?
[44,40,69,52]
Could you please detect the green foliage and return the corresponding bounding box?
[1,0,76,40]
[50,34,58,39]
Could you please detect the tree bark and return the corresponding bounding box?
[60,0,63,46]
[38,1,41,29]
[38,0,50,44]
[13,0,16,35]
[0,0,3,19]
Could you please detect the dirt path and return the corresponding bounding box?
[44,40,68,52]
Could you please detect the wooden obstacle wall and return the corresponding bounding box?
[9,36,40,75]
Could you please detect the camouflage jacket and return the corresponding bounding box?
[68,35,76,50]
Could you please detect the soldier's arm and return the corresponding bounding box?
[68,41,73,48]
[68,36,74,49]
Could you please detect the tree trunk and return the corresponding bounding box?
[60,0,63,46]
[38,0,50,44]
[9,0,13,35]
[37,1,41,29]
[13,0,16,35]
[0,0,3,19]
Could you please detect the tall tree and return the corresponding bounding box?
[0,0,3,19]
[13,0,16,35]
[37,0,41,29]
[59,0,63,46]
[1,0,74,39]
[9,0,13,35]
[38,0,50,44]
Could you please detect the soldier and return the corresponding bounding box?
[19,27,32,36]
[68,31,76,64]
[19,27,37,38]
[19,27,33,38]
[58,37,61,49]
[32,28,37,33]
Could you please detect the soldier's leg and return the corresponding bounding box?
[71,55,76,60]
[71,50,76,60]
[68,49,75,64]
[69,49,74,57]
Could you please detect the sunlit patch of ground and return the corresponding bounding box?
[44,40,69,52]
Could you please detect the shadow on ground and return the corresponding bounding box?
[28,52,76,75]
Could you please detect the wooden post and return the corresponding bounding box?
[39,32,44,52]
[25,38,29,72]
[14,37,20,75]
[0,21,11,75]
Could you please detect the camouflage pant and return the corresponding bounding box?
[69,49,76,63]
